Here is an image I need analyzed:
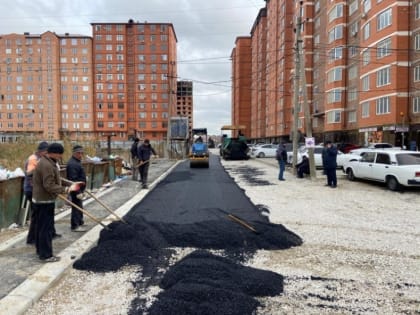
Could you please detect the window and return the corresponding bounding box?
[349,0,358,15]
[329,47,343,61]
[377,8,392,31]
[377,38,391,58]
[377,67,390,86]
[326,110,341,123]
[415,66,420,82]
[363,48,371,66]
[327,89,342,103]
[376,96,390,114]
[348,66,357,80]
[328,4,343,22]
[363,22,370,40]
[348,87,357,101]
[413,96,420,113]
[347,111,357,123]
[416,34,420,51]
[363,0,371,13]
[362,75,370,91]
[376,153,391,165]
[327,68,342,82]
[361,101,370,117]
[328,25,343,43]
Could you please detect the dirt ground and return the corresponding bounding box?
[13,155,420,314]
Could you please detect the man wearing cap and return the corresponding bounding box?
[32,143,81,262]
[137,139,157,189]
[66,145,87,232]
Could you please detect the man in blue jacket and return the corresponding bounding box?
[324,141,338,188]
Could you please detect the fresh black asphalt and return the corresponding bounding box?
[74,154,303,314]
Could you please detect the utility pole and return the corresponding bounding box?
[291,8,302,175]
[298,4,316,178]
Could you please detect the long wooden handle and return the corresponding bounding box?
[228,214,258,234]
[84,190,128,224]
[57,194,111,231]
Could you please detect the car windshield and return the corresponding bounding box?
[396,153,420,165]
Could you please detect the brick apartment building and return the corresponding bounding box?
[0,31,94,141]
[91,20,177,142]
[0,20,179,143]
[232,0,420,150]
[176,80,193,137]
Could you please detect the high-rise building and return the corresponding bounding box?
[0,32,94,142]
[232,0,419,149]
[176,80,193,137]
[91,20,177,141]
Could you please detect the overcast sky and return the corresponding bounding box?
[0,0,265,135]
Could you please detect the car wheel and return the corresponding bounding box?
[257,152,265,158]
[386,176,400,191]
[347,169,356,181]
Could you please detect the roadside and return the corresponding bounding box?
[4,153,419,314]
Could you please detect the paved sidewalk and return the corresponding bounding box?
[0,159,178,315]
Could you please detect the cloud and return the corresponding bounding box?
[0,0,265,135]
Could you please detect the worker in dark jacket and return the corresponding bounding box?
[137,139,157,189]
[297,155,310,178]
[66,145,87,232]
[32,143,81,262]
[324,141,338,188]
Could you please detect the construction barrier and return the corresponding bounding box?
[0,177,24,229]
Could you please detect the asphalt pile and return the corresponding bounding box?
[73,157,303,314]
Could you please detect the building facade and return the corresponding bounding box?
[91,20,178,141]
[176,80,193,137]
[0,31,94,142]
[232,0,420,150]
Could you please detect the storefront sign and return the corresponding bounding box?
[359,127,377,132]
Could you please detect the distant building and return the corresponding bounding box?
[0,31,94,142]
[91,20,178,141]
[176,80,193,138]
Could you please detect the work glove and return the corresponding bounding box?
[66,182,85,193]
[76,192,87,200]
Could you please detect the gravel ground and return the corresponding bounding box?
[25,155,420,315]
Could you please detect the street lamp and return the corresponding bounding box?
[400,111,405,149]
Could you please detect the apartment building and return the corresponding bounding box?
[176,80,193,137]
[91,20,177,141]
[0,32,94,142]
[232,0,420,150]
[231,36,252,137]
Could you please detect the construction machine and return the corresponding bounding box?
[189,128,210,168]
[219,125,250,160]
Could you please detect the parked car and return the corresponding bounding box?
[342,150,420,191]
[367,143,401,149]
[337,143,362,154]
[288,145,348,169]
[251,143,278,158]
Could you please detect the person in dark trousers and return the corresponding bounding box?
[66,145,87,232]
[324,141,338,188]
[130,137,140,181]
[276,143,287,181]
[297,155,310,178]
[137,139,157,189]
[32,143,81,262]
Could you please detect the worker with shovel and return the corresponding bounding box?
[32,143,83,262]
[66,145,87,232]
[137,139,157,189]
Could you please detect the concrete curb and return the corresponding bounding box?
[0,160,182,315]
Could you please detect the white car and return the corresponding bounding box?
[288,145,348,168]
[342,150,420,191]
[250,144,278,158]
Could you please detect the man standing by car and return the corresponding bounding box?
[276,142,287,181]
[324,141,338,188]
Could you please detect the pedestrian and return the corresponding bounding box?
[23,141,55,245]
[66,145,87,232]
[296,155,310,178]
[137,139,157,189]
[276,142,287,181]
[324,141,338,188]
[130,137,140,180]
[32,143,82,262]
